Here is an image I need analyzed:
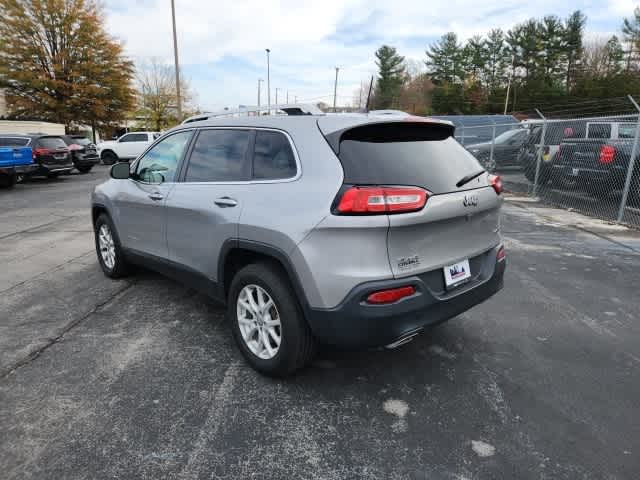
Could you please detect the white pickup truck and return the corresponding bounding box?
[97,131,160,164]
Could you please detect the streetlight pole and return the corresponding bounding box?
[171,0,182,120]
[333,66,340,112]
[275,88,280,106]
[265,49,271,115]
[257,79,263,108]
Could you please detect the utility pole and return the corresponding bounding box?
[266,49,271,115]
[257,79,263,107]
[286,90,289,104]
[504,54,515,115]
[365,75,374,112]
[275,88,280,106]
[170,0,182,120]
[333,67,340,112]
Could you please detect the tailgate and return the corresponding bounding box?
[387,186,501,278]
[0,147,33,167]
[558,140,605,167]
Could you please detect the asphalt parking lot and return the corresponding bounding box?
[2,166,640,479]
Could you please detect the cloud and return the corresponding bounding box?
[104,0,631,110]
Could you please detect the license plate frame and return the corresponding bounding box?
[443,259,471,289]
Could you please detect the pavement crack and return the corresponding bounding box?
[0,215,78,240]
[0,281,136,379]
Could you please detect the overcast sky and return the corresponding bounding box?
[104,0,638,111]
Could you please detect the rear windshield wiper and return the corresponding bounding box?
[456,169,486,188]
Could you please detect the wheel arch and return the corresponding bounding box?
[219,239,311,314]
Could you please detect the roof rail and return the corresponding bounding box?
[181,103,324,124]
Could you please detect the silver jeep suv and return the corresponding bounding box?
[91,114,506,376]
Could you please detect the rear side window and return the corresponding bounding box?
[334,123,484,194]
[36,137,67,149]
[120,133,148,142]
[618,124,637,139]
[0,137,29,146]
[253,130,297,180]
[185,129,250,182]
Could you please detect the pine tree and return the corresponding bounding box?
[484,29,508,93]
[425,33,464,84]
[622,7,640,72]
[374,45,405,109]
[563,10,587,89]
[0,0,135,129]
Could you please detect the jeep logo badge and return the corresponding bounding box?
[463,195,479,207]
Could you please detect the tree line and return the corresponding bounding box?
[370,8,640,115]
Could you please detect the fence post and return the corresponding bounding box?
[489,123,496,172]
[532,109,547,197]
[617,95,640,223]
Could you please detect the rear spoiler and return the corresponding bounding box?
[322,121,455,155]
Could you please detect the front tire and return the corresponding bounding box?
[94,214,130,278]
[227,262,316,377]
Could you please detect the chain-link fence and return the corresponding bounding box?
[457,96,640,229]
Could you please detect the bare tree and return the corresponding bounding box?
[137,57,193,130]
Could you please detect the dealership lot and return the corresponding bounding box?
[2,166,640,479]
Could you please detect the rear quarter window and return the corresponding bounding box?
[253,130,297,180]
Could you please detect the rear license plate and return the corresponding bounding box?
[444,259,471,288]
[571,168,579,176]
[54,154,66,160]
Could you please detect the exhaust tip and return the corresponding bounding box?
[385,329,423,349]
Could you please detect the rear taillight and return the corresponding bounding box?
[33,148,51,157]
[497,245,506,262]
[366,286,416,304]
[489,174,502,195]
[599,145,615,165]
[336,186,428,214]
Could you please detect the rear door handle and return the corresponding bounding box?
[148,192,164,201]
[214,197,238,207]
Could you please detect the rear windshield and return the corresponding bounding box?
[335,123,485,194]
[72,137,91,145]
[0,137,29,147]
[37,137,67,149]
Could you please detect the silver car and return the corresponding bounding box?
[91,114,506,376]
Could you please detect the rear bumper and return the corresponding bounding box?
[34,162,74,175]
[0,164,37,175]
[73,154,100,167]
[306,246,505,349]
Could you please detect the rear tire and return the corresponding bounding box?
[101,151,118,165]
[47,172,60,179]
[94,213,130,278]
[227,262,316,377]
[77,165,93,174]
[0,172,17,188]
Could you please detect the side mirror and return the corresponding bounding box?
[110,162,131,180]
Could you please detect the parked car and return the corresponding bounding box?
[0,138,35,188]
[97,131,161,165]
[518,119,588,183]
[466,128,528,170]
[92,115,506,376]
[61,135,100,174]
[553,122,639,194]
[0,134,73,178]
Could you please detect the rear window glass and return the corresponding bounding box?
[336,123,484,194]
[253,130,297,180]
[587,123,612,139]
[37,137,67,149]
[0,137,29,146]
[71,137,91,145]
